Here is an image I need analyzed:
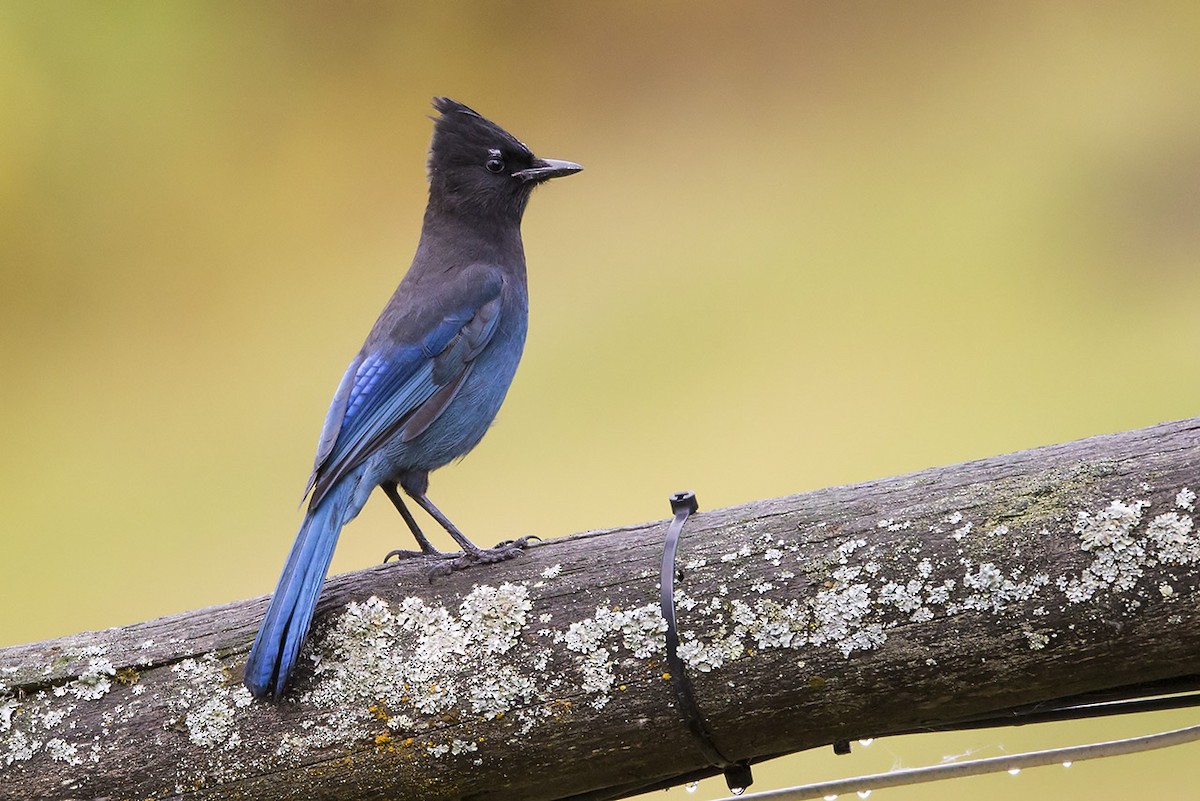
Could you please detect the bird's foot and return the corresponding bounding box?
[425,537,538,579]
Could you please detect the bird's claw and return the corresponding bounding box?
[383,548,438,563]
[492,534,541,549]
[424,539,533,581]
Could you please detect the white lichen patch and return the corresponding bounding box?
[554,602,668,705]
[469,671,538,719]
[1176,488,1196,512]
[879,576,951,620]
[50,656,116,701]
[3,729,38,765]
[957,563,1049,614]
[0,697,19,732]
[810,582,884,656]
[677,631,745,673]
[169,654,244,750]
[1024,631,1052,650]
[44,737,81,765]
[836,538,868,564]
[306,586,527,725]
[1063,499,1150,602]
[450,737,478,754]
[1146,512,1199,565]
[459,583,533,654]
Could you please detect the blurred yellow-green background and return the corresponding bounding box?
[2,2,1198,799]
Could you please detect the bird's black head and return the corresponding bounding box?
[427,98,581,222]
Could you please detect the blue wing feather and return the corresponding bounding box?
[305,267,504,507]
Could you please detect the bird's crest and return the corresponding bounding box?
[428,97,532,173]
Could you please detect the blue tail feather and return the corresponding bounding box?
[244,475,358,699]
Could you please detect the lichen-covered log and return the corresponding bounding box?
[2,418,1199,801]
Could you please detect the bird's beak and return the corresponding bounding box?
[513,158,583,183]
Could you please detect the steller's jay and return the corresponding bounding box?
[244,98,581,699]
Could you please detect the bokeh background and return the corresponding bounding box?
[3,2,1199,799]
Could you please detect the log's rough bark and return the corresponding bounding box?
[2,418,1199,801]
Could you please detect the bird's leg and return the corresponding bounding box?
[408,492,486,556]
[381,482,442,561]
[407,491,532,571]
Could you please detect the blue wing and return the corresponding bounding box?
[304,267,505,507]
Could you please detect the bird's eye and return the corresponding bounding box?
[485,156,505,174]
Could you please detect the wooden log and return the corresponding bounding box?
[2,418,1198,800]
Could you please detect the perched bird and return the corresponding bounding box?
[244,98,581,699]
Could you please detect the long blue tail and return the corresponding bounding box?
[244,476,358,699]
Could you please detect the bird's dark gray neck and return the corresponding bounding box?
[414,206,527,280]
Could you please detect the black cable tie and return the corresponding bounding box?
[660,491,754,794]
